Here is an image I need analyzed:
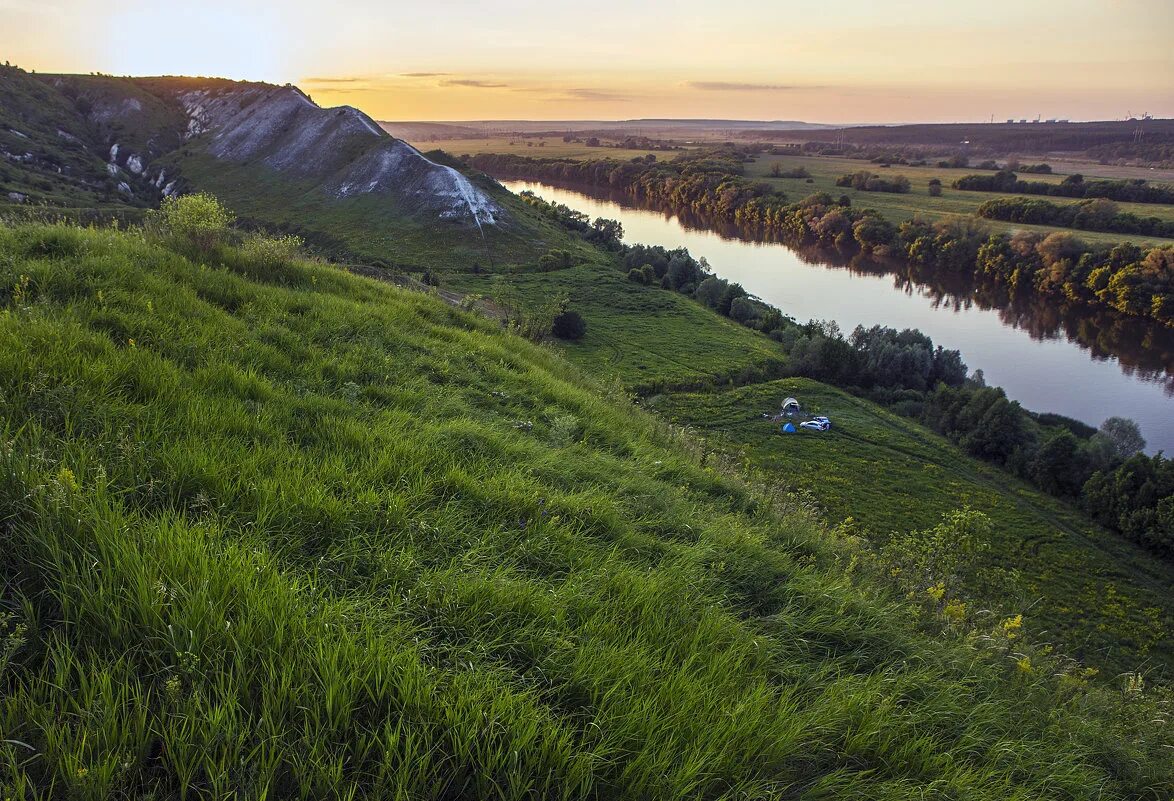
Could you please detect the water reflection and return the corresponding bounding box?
[508,178,1174,392]
[501,179,1174,451]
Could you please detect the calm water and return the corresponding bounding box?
[502,180,1174,453]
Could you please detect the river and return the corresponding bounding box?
[502,179,1174,453]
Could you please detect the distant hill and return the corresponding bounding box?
[381,118,842,137]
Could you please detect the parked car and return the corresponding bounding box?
[800,420,829,432]
[811,416,831,428]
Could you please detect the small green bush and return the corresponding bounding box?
[157,192,234,253]
[551,309,586,340]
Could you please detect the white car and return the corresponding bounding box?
[800,420,829,432]
[811,416,831,428]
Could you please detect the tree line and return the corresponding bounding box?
[953,170,1174,205]
[834,170,912,193]
[476,151,1172,327]
[976,196,1174,238]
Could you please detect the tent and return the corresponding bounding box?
[781,422,797,433]
[781,397,801,415]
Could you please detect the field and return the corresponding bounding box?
[654,379,1174,677]
[4,221,1171,796]
[425,135,680,163]
[414,136,1174,246]
[743,153,1174,245]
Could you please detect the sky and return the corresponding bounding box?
[3,0,1172,123]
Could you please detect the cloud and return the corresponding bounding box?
[441,78,508,89]
[560,88,630,102]
[685,81,802,92]
[400,72,451,78]
[302,76,365,84]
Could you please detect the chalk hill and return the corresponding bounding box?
[1,67,500,233]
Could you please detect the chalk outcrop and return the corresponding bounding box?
[175,85,499,226]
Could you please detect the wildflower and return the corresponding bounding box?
[56,467,79,492]
[925,583,946,603]
[943,599,966,623]
[1001,614,1023,640]
[1016,656,1033,675]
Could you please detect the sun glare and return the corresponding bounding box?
[100,3,289,81]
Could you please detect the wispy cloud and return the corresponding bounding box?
[686,81,803,91]
[441,78,508,89]
[560,88,630,102]
[401,72,451,78]
[303,76,365,84]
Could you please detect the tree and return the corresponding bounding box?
[729,296,761,324]
[1098,417,1146,460]
[694,276,727,309]
[1030,430,1086,497]
[590,217,623,246]
[927,178,943,197]
[717,282,747,316]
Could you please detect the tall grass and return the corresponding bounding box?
[0,221,1169,799]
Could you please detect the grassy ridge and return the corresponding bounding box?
[1,222,1170,798]
[653,379,1174,676]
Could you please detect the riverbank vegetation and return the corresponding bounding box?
[4,208,1171,797]
[483,154,1173,328]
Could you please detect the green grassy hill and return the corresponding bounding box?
[654,379,1174,676]
[1,220,1170,798]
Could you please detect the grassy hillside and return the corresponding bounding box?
[0,66,125,208]
[654,379,1174,677]
[447,262,785,390]
[169,151,581,272]
[1,220,1170,798]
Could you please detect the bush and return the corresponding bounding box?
[156,193,234,253]
[551,309,586,340]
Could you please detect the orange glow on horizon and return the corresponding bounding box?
[3,0,1171,123]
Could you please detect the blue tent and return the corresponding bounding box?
[781,422,797,433]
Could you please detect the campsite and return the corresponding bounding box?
[652,376,1174,677]
[770,396,831,434]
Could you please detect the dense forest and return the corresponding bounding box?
[518,189,1174,560]
[470,151,1174,326]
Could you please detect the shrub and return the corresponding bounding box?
[156,193,234,253]
[551,309,586,340]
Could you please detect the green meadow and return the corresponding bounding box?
[653,378,1174,677]
[1,218,1171,797]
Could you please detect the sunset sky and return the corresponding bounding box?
[4,0,1172,122]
